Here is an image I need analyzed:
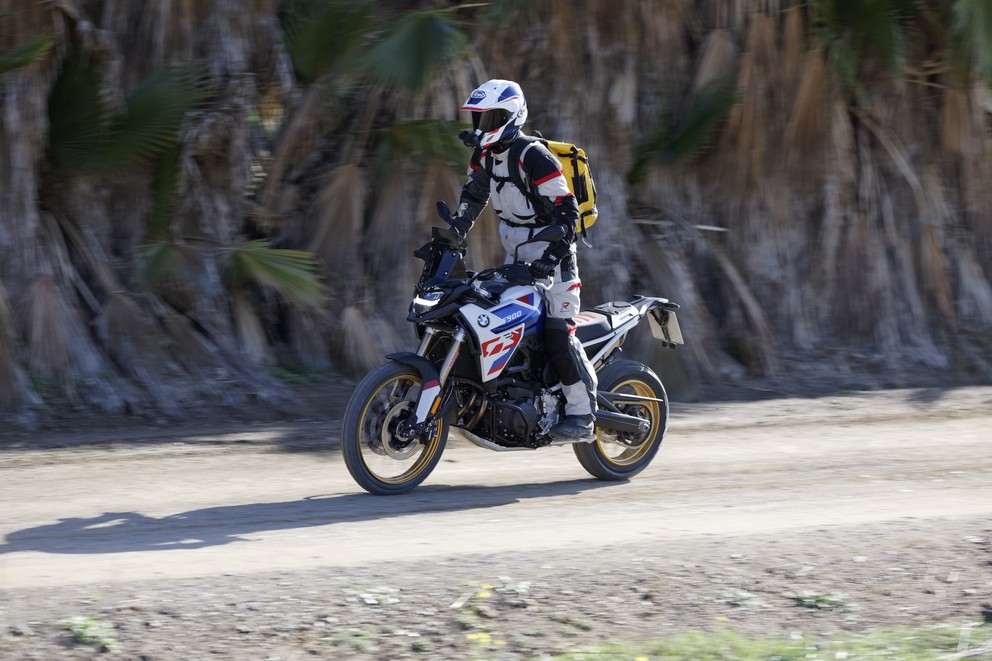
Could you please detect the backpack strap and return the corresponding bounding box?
[484,135,549,217]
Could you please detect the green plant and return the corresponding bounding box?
[217,240,324,310]
[358,8,467,95]
[268,365,327,384]
[807,0,919,100]
[280,1,465,95]
[376,119,472,176]
[629,78,737,183]
[28,370,61,406]
[716,588,770,609]
[280,0,374,85]
[60,616,120,652]
[0,33,52,74]
[949,0,992,85]
[47,54,211,174]
[548,624,992,660]
[786,589,849,609]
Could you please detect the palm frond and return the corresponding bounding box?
[811,0,914,91]
[476,0,543,33]
[377,119,470,176]
[46,50,109,171]
[358,10,468,95]
[101,65,213,166]
[629,78,737,183]
[0,33,52,74]
[47,55,211,174]
[139,241,201,285]
[280,0,374,85]
[218,240,324,310]
[951,0,992,85]
[148,141,183,239]
[138,240,204,312]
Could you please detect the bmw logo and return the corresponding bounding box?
[477,314,490,327]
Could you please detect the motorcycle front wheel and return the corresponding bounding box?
[341,361,448,495]
[574,359,668,481]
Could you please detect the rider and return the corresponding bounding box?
[450,79,597,442]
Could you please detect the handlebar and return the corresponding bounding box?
[471,262,553,290]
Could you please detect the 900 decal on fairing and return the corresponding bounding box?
[462,291,541,379]
[341,202,684,495]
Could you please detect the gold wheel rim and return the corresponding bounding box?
[358,374,443,485]
[594,379,661,467]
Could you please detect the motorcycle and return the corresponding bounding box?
[341,202,684,495]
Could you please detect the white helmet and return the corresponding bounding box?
[461,79,527,149]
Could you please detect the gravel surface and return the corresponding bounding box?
[2,384,992,660]
[3,520,991,659]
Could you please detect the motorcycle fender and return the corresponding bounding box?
[386,352,443,424]
[647,308,684,347]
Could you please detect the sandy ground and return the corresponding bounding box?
[1,386,991,659]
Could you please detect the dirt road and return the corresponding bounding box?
[2,387,991,659]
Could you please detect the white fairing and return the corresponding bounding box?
[459,285,543,382]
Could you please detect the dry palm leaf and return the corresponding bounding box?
[660,205,779,373]
[785,50,828,172]
[782,6,805,87]
[307,163,368,274]
[160,310,221,372]
[338,305,402,375]
[692,29,738,95]
[97,292,183,415]
[259,85,330,219]
[0,280,36,409]
[956,245,992,328]
[232,289,271,364]
[23,276,71,379]
[940,86,975,160]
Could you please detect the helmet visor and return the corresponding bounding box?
[476,108,511,134]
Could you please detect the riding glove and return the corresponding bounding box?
[529,257,557,279]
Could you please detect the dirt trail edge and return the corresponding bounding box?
[1,387,991,660]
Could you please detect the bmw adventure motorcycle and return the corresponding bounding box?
[342,202,684,495]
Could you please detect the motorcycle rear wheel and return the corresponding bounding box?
[574,359,668,480]
[342,362,448,495]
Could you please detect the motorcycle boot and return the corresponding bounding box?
[545,317,598,442]
[550,413,595,441]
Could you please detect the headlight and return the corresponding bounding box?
[411,289,444,315]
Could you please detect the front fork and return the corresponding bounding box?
[402,327,465,429]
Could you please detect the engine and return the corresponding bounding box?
[488,397,540,447]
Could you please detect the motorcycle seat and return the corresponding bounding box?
[574,301,642,345]
[573,310,613,344]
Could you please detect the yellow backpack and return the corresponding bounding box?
[486,134,599,237]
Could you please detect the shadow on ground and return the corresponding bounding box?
[0,479,622,556]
